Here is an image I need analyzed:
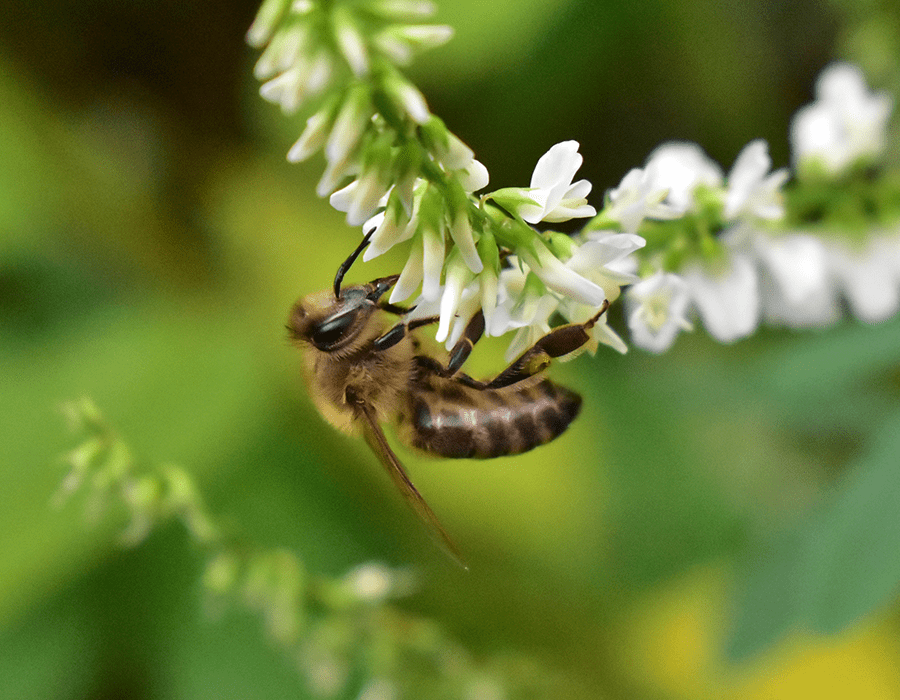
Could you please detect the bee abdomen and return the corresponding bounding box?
[407,379,582,459]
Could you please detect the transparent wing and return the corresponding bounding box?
[354,400,467,569]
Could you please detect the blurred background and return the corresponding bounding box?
[3,0,900,697]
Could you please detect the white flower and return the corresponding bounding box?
[436,252,474,343]
[682,252,760,343]
[373,24,454,65]
[724,139,788,222]
[258,51,332,114]
[559,298,628,356]
[385,76,430,124]
[427,131,490,192]
[515,141,597,224]
[333,7,369,76]
[518,239,606,307]
[754,233,839,327]
[429,129,475,171]
[827,236,900,323]
[791,62,893,175]
[492,268,562,361]
[438,277,491,349]
[287,108,332,163]
[369,1,437,19]
[643,142,724,214]
[626,272,693,353]
[323,89,371,174]
[362,194,415,261]
[447,213,482,273]
[253,23,308,79]
[564,231,645,303]
[389,227,444,303]
[604,166,680,231]
[246,0,292,48]
[457,159,489,193]
[329,168,390,226]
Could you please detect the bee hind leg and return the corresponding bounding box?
[480,300,610,390]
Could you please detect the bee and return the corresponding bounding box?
[287,233,609,566]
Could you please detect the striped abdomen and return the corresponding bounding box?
[401,377,582,459]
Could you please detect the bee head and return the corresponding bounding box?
[287,276,399,352]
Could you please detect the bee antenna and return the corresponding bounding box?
[334,230,375,299]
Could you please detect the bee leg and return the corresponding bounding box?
[372,315,440,352]
[379,302,414,315]
[440,310,485,377]
[484,300,610,389]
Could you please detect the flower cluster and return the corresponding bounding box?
[598,61,900,352]
[249,2,900,358]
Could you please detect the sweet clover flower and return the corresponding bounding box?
[642,142,724,214]
[598,165,680,232]
[791,62,893,176]
[490,141,597,224]
[826,236,900,323]
[682,253,760,343]
[753,233,838,327]
[491,266,563,361]
[626,272,693,353]
[724,139,789,222]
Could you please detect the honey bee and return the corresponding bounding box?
[287,233,609,566]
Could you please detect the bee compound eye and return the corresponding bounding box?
[311,310,357,349]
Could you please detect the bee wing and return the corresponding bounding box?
[354,400,467,570]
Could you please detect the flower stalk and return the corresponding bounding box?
[250,1,900,355]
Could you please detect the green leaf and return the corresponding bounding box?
[724,527,806,662]
[799,409,900,634]
[725,410,900,661]
[761,316,900,404]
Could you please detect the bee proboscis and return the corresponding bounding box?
[288,233,609,567]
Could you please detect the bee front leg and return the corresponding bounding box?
[483,300,610,389]
[372,309,486,373]
[372,315,440,352]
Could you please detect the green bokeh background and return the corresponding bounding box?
[3,0,900,698]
